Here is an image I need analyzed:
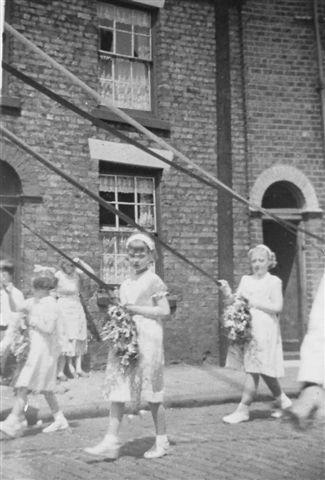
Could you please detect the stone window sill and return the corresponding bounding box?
[92,106,171,133]
[0,96,22,116]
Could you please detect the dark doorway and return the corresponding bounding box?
[262,182,304,354]
[0,161,22,283]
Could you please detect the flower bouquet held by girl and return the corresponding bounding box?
[101,304,139,374]
[222,294,252,346]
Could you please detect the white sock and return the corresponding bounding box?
[53,410,65,421]
[237,403,249,413]
[277,393,291,408]
[156,434,168,447]
[104,433,119,444]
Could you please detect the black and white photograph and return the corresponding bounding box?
[0,0,324,479]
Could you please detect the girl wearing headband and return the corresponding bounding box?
[85,232,170,460]
[218,244,291,423]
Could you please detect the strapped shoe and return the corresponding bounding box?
[84,435,121,459]
[42,413,69,433]
[222,410,250,424]
[144,440,170,459]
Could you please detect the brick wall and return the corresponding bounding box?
[2,0,324,366]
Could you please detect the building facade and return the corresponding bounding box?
[1,0,324,364]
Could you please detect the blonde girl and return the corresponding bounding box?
[0,268,69,438]
[85,232,170,460]
[219,244,292,423]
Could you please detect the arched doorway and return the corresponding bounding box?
[262,181,304,356]
[0,161,22,282]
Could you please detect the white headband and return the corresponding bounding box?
[34,264,56,274]
[126,233,155,251]
[250,244,273,257]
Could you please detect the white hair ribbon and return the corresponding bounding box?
[126,233,155,251]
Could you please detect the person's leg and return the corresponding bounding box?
[84,402,124,458]
[42,391,69,433]
[66,356,76,377]
[144,402,169,459]
[57,355,68,381]
[75,354,88,377]
[223,373,259,424]
[261,374,292,417]
[0,388,28,437]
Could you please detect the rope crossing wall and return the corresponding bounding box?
[3,23,325,248]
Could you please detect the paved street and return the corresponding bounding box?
[1,403,324,480]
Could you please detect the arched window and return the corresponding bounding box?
[262,181,303,209]
[0,161,22,280]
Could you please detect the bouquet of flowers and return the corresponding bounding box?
[222,295,252,345]
[101,304,139,373]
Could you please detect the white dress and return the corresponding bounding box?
[104,269,167,407]
[226,273,284,378]
[55,271,87,356]
[298,271,325,387]
[14,296,61,392]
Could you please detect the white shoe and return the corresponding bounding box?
[42,414,69,433]
[144,440,170,459]
[223,410,249,424]
[0,414,26,438]
[271,393,292,418]
[84,435,121,459]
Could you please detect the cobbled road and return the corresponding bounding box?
[1,403,324,480]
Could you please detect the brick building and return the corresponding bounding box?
[1,0,324,365]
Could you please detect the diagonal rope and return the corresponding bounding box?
[3,23,324,247]
[2,63,323,248]
[0,126,218,285]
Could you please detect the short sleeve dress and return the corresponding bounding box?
[104,269,168,407]
[226,272,285,378]
[14,296,61,392]
[55,270,87,357]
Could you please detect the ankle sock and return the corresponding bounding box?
[156,434,168,447]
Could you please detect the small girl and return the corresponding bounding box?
[85,232,170,460]
[55,257,94,379]
[219,244,292,424]
[0,268,69,438]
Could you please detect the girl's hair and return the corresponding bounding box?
[59,259,75,272]
[248,244,277,269]
[0,259,14,276]
[33,271,57,290]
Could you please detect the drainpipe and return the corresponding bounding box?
[313,0,325,159]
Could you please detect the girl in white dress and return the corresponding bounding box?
[85,233,170,460]
[0,269,69,438]
[219,244,292,423]
[56,258,94,379]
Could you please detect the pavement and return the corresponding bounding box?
[0,360,301,423]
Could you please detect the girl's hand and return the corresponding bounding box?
[217,280,232,297]
[124,304,139,314]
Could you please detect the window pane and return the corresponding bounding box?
[134,25,150,35]
[136,176,154,194]
[102,236,116,255]
[117,175,134,193]
[119,204,135,226]
[137,204,155,230]
[99,205,116,227]
[98,2,115,21]
[115,5,133,25]
[99,174,115,191]
[99,28,114,52]
[132,10,151,28]
[115,82,132,108]
[116,22,132,32]
[134,34,151,60]
[116,30,132,56]
[115,58,131,82]
[132,62,150,110]
[99,57,113,79]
